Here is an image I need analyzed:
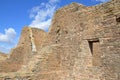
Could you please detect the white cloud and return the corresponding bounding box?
[0,28,17,53]
[29,0,60,31]
[95,0,110,2]
[0,28,16,44]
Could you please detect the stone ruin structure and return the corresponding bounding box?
[0,0,120,80]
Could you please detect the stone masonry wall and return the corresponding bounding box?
[0,0,119,80]
[0,52,7,61]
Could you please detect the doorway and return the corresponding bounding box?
[88,39,101,66]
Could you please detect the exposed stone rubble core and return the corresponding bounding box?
[0,0,120,80]
[29,27,37,52]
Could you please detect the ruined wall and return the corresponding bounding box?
[0,27,31,72]
[48,0,120,79]
[0,27,47,73]
[94,1,120,80]
[0,52,7,61]
[48,2,103,80]
[0,0,120,80]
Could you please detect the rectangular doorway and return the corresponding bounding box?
[88,39,101,66]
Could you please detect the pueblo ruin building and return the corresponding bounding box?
[0,0,120,80]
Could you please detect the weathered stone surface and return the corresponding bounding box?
[0,0,120,80]
[0,52,7,61]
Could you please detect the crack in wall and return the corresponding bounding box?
[29,28,37,52]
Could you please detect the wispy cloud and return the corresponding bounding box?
[49,0,59,3]
[29,0,60,31]
[95,0,110,2]
[0,28,17,53]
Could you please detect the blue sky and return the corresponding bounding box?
[0,0,110,53]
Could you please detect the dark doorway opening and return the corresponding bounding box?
[88,39,101,66]
[116,17,120,22]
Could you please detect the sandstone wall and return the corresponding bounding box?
[0,0,120,80]
[48,0,120,80]
[0,27,47,73]
[0,52,7,61]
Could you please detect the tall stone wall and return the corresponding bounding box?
[48,0,120,80]
[0,52,7,61]
[0,27,47,73]
[0,0,119,80]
